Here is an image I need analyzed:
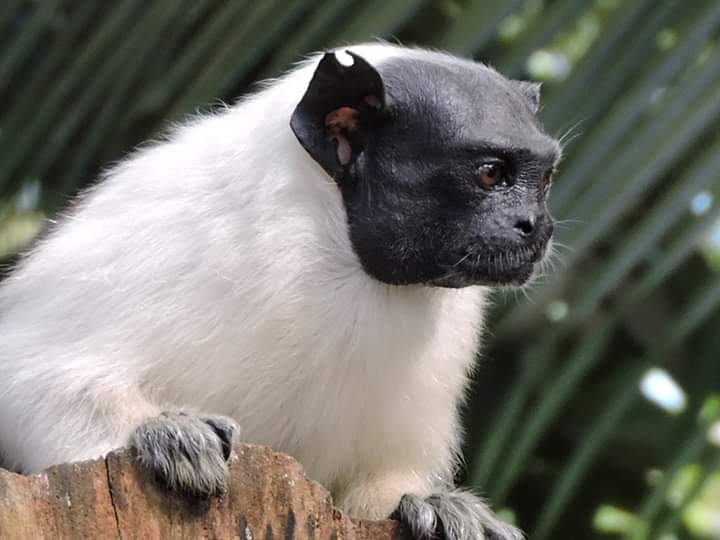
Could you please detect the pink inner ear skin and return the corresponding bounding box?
[333,134,352,165]
[325,107,359,131]
[325,107,359,166]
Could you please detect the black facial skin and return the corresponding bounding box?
[291,51,560,288]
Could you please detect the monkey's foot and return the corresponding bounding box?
[129,411,240,497]
[395,490,523,540]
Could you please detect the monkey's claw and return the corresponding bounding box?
[130,411,240,497]
[395,491,523,540]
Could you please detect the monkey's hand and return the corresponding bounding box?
[129,411,240,497]
[395,490,523,540]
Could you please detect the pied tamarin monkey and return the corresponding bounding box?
[0,43,561,540]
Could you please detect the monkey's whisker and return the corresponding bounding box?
[555,119,585,152]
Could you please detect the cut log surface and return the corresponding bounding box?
[0,444,409,540]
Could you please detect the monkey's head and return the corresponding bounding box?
[291,48,560,288]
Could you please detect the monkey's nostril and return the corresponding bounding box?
[514,216,536,237]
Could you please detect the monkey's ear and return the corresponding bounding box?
[515,80,541,114]
[290,51,386,180]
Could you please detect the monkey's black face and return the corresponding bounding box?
[291,50,560,288]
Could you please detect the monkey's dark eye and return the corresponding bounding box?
[477,161,508,188]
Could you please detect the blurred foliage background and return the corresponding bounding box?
[1,0,719,538]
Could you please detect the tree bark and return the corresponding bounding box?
[0,444,409,539]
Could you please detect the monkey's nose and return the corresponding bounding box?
[513,214,537,238]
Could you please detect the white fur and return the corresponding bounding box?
[0,44,487,519]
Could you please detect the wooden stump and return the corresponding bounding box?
[0,444,409,539]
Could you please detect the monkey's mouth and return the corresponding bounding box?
[431,245,546,288]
